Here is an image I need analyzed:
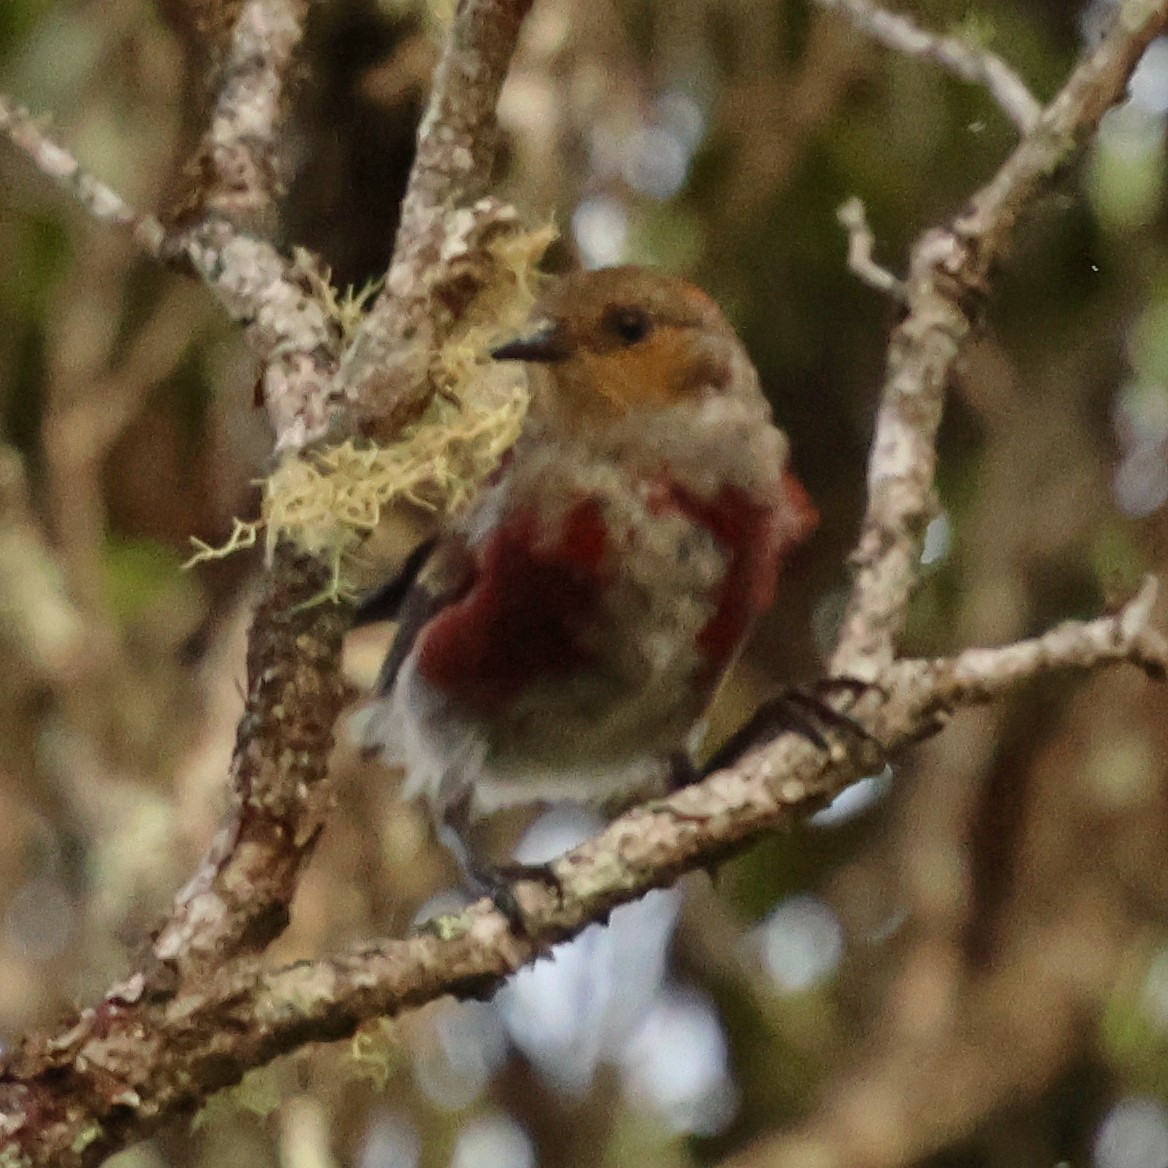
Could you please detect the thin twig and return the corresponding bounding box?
[815,0,1042,133]
[837,196,906,299]
[0,96,168,256]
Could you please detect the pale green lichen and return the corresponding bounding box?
[70,1125,102,1155]
[288,248,384,345]
[348,1018,404,1091]
[191,1066,283,1131]
[187,223,556,601]
[256,376,527,599]
[185,516,258,569]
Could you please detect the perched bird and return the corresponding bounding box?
[355,265,819,911]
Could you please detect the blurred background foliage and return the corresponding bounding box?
[3,1,1168,1167]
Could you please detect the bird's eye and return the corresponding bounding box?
[603,306,653,346]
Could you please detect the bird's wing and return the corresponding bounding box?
[351,537,439,628]
[361,536,475,697]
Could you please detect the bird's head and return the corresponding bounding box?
[492,266,751,430]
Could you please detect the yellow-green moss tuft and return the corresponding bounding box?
[187,222,557,599]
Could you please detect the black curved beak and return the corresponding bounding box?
[491,322,569,363]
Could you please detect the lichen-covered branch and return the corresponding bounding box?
[0,96,169,257]
[189,0,307,227]
[394,0,535,249]
[0,0,348,1055]
[130,0,348,988]
[340,0,537,437]
[165,0,343,455]
[0,582,1163,1167]
[138,0,544,1000]
[828,0,1168,677]
[145,550,350,984]
[0,0,542,1155]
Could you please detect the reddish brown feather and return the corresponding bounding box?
[416,500,610,711]
[416,470,816,713]
[663,481,816,672]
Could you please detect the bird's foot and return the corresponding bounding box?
[701,677,884,777]
[787,677,884,746]
[466,859,564,937]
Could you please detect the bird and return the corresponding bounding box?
[354,265,819,920]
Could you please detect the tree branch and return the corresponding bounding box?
[339,0,537,437]
[122,0,347,987]
[166,0,343,456]
[0,0,543,1160]
[829,0,1168,677]
[138,0,543,1002]
[192,0,307,228]
[815,0,1042,133]
[145,551,350,984]
[0,582,1163,1166]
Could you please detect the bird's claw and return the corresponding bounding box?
[701,676,885,777]
[493,859,565,897]
[468,859,564,936]
[785,678,883,747]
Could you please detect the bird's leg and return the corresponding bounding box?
[435,788,519,918]
[436,790,561,935]
[700,678,884,778]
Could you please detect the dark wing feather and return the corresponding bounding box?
[351,538,438,628]
[367,536,474,697]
